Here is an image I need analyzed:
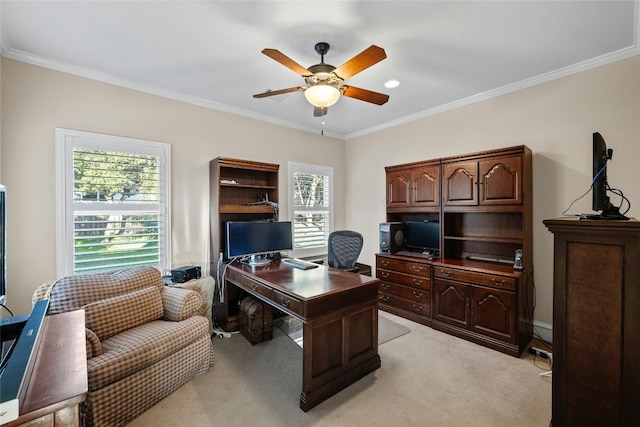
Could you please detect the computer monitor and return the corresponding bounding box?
[224,221,293,265]
[590,132,628,220]
[404,221,440,254]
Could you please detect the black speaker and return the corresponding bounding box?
[379,222,404,254]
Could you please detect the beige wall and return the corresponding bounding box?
[0,58,345,315]
[347,55,640,330]
[2,55,639,335]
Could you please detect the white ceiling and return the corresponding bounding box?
[1,1,638,139]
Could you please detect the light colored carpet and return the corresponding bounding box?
[277,314,410,347]
[127,311,551,427]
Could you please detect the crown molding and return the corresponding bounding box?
[0,47,344,140]
[346,45,640,140]
[2,0,638,142]
[346,0,640,139]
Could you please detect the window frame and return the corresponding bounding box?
[287,161,334,259]
[55,128,171,278]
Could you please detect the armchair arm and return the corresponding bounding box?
[162,287,202,321]
[85,328,102,359]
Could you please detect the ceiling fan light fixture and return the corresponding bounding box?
[304,84,341,108]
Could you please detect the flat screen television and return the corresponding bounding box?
[224,220,293,265]
[590,132,628,220]
[0,185,6,305]
[404,220,440,255]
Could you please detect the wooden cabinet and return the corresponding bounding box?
[376,254,432,326]
[544,218,640,426]
[378,145,533,357]
[443,152,523,206]
[432,264,527,356]
[209,157,280,331]
[386,161,440,211]
[441,147,532,269]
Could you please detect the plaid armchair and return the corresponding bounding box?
[33,267,214,427]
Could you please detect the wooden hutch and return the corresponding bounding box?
[377,145,533,356]
[209,157,280,331]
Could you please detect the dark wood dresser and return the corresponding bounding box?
[544,217,640,426]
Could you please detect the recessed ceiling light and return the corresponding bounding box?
[385,80,400,89]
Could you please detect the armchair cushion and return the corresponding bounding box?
[87,316,209,391]
[84,286,163,340]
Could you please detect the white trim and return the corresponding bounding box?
[3,2,638,141]
[346,48,640,139]
[55,128,171,278]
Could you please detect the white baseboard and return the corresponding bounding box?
[533,320,552,344]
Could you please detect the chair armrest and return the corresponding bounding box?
[86,328,102,359]
[162,287,202,321]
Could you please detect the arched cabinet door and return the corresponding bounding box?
[411,165,440,207]
[479,156,522,205]
[432,279,470,328]
[386,170,411,207]
[443,161,478,206]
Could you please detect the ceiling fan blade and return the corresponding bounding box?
[253,87,305,98]
[341,85,389,105]
[313,106,327,117]
[333,45,387,80]
[262,48,313,76]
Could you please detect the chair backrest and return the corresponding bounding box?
[328,230,363,270]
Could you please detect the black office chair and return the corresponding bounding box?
[327,230,364,272]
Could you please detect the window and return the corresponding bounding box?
[288,162,333,258]
[56,129,171,277]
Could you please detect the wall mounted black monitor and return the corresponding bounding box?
[225,221,293,265]
[404,221,440,254]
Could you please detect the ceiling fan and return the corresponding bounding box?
[253,42,389,117]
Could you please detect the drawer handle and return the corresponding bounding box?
[380,283,390,290]
[279,297,291,308]
[381,260,389,267]
[412,304,423,312]
[412,291,423,299]
[439,269,452,277]
[379,295,390,302]
[251,283,259,291]
[380,272,390,279]
[412,279,423,286]
[412,266,423,273]
[491,278,506,286]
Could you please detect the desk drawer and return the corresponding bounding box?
[379,292,430,317]
[273,289,303,317]
[379,281,430,302]
[377,269,430,290]
[377,257,431,277]
[228,270,274,300]
[433,266,516,291]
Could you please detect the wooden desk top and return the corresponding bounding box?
[226,261,380,320]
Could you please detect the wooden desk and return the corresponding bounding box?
[2,310,88,427]
[225,261,381,411]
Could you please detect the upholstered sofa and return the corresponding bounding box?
[33,267,214,427]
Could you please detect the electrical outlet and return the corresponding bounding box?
[528,346,553,361]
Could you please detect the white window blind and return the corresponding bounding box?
[288,162,333,257]
[56,129,171,277]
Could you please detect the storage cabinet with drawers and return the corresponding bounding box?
[377,145,533,356]
[376,254,432,326]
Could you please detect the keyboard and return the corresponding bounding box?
[396,250,435,259]
[281,258,319,270]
